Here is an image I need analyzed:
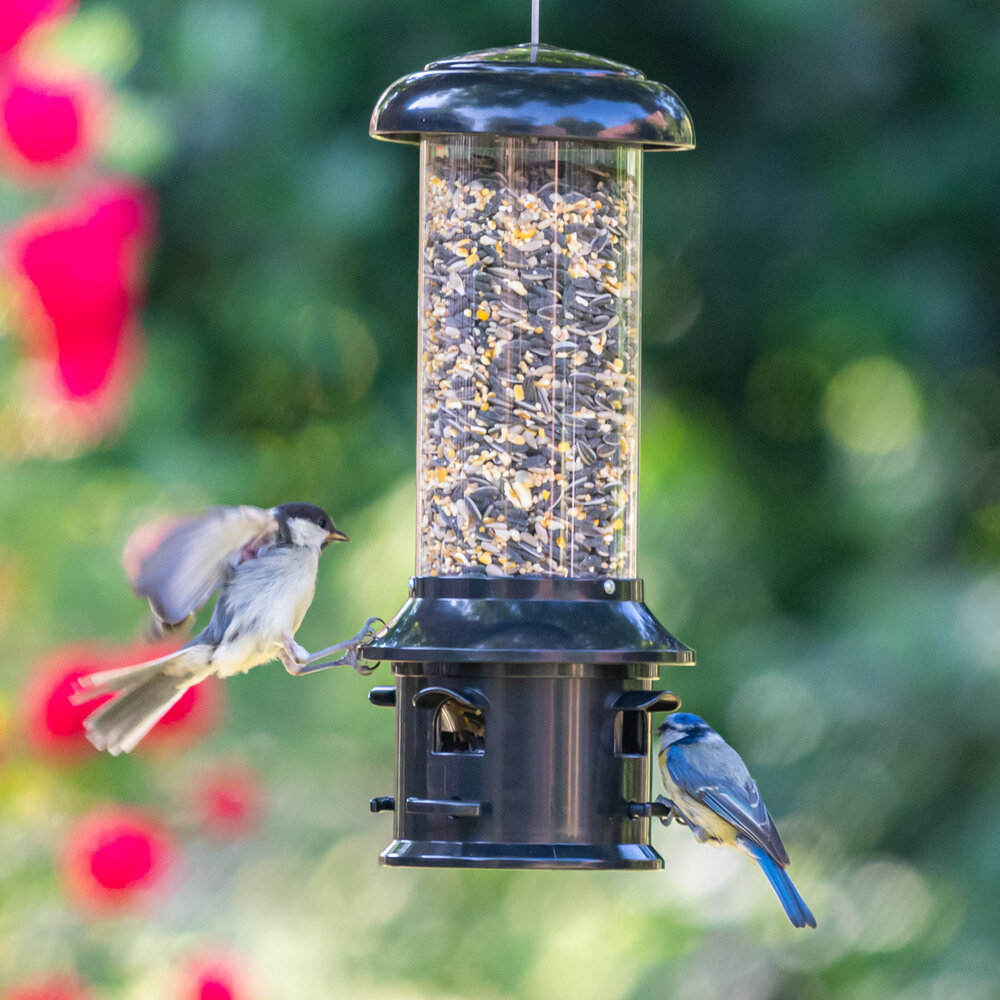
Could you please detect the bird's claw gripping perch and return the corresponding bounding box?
[654,795,683,828]
[283,617,386,676]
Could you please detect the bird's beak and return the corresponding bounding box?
[327,528,350,543]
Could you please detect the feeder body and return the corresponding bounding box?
[417,135,641,579]
[366,44,696,871]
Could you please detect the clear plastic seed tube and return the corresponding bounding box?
[417,135,641,578]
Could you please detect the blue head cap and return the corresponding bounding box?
[657,712,709,735]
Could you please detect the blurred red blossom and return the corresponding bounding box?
[21,645,113,759]
[0,975,91,1000]
[0,64,95,170]
[0,0,73,57]
[62,805,174,910]
[147,672,223,754]
[4,182,154,405]
[193,760,265,838]
[22,642,223,759]
[177,953,250,1000]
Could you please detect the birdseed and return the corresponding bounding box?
[417,139,640,578]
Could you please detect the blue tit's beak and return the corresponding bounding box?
[327,528,350,543]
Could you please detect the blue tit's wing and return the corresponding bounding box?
[124,505,279,628]
[666,739,790,866]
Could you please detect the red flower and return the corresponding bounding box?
[193,761,264,838]
[22,644,117,759]
[3,182,153,404]
[62,805,174,910]
[144,675,223,754]
[0,975,90,1000]
[177,954,249,1000]
[0,66,94,169]
[0,0,73,57]
[22,642,222,760]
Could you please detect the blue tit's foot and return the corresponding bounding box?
[654,795,678,827]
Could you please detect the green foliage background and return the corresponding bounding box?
[2,0,999,996]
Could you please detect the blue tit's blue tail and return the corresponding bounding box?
[740,837,817,928]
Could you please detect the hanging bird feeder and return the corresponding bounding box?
[363,39,696,869]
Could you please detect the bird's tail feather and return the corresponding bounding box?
[72,647,191,700]
[83,672,188,756]
[741,837,817,928]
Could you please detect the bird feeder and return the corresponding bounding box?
[364,43,696,869]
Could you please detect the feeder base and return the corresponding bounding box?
[379,839,664,870]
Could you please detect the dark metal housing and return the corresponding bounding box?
[363,578,692,869]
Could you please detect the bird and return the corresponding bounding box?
[656,712,816,928]
[75,502,383,755]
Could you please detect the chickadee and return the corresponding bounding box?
[657,712,816,928]
[76,502,382,755]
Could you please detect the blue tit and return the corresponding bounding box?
[657,712,816,928]
[75,502,383,755]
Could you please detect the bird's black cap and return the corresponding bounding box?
[274,502,332,526]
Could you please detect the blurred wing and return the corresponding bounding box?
[666,740,790,865]
[124,505,278,626]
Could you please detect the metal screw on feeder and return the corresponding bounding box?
[361,13,696,868]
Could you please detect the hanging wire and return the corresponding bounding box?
[531,0,539,61]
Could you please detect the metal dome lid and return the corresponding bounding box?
[370,43,695,150]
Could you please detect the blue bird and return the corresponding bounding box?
[657,712,816,929]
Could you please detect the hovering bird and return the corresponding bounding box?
[76,502,382,755]
[657,712,816,928]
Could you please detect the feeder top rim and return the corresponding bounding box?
[370,43,695,151]
[424,44,643,76]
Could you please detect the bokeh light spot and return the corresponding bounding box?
[44,4,140,79]
[178,954,248,1000]
[89,829,153,889]
[726,670,826,765]
[21,647,113,759]
[193,760,264,838]
[955,572,1000,671]
[62,806,173,909]
[1,74,87,167]
[823,356,923,454]
[846,860,933,952]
